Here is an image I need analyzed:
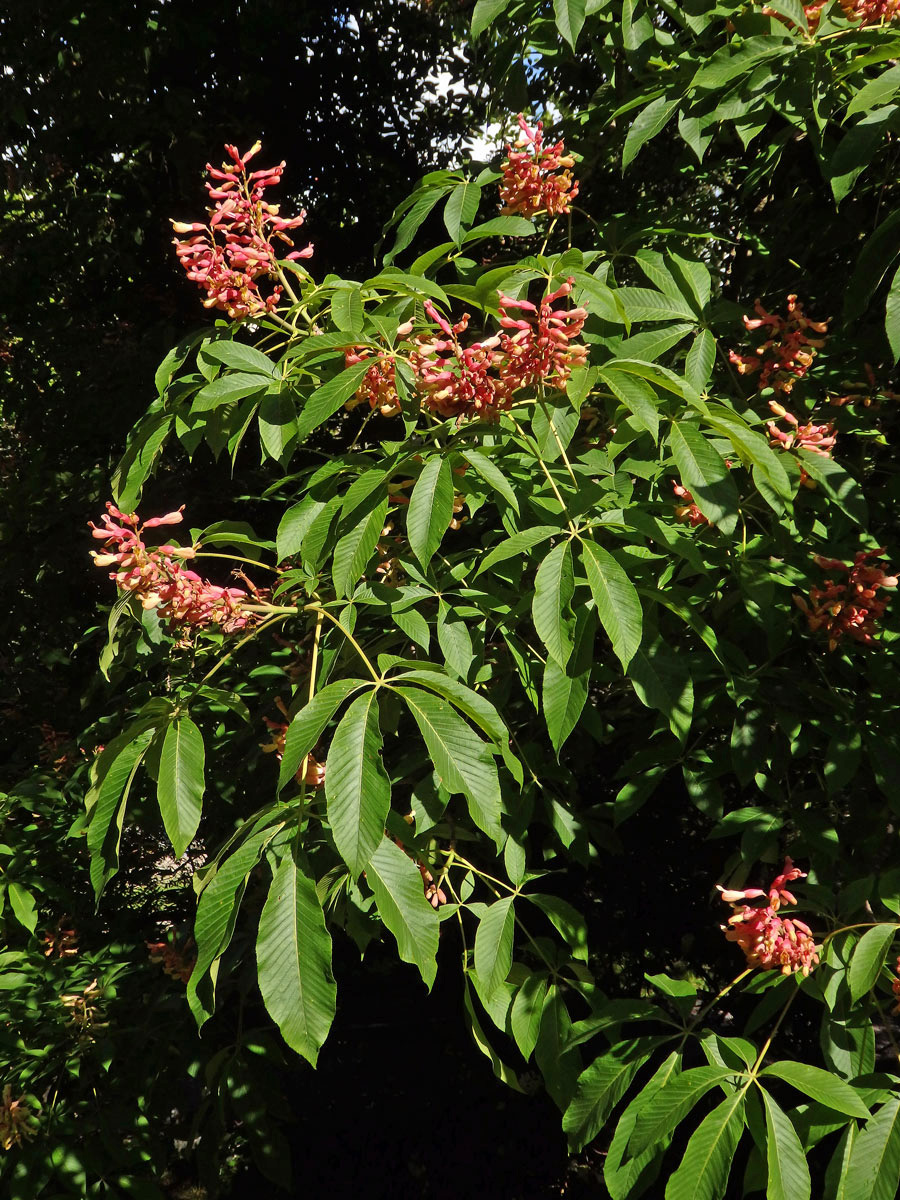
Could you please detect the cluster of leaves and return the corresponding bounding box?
[5,2,900,1196]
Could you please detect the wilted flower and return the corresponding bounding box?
[794,548,897,650]
[172,142,312,320]
[0,1086,40,1151]
[729,295,828,393]
[672,481,709,527]
[60,978,108,1042]
[499,114,579,218]
[90,503,264,637]
[719,858,820,976]
[498,278,588,391]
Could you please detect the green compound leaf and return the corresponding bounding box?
[366,836,439,989]
[157,715,205,859]
[848,923,897,1003]
[406,455,454,570]
[760,1061,870,1119]
[396,686,502,844]
[256,851,336,1066]
[325,691,391,878]
[581,540,642,672]
[761,1088,811,1200]
[664,1091,746,1200]
[474,896,516,1000]
[532,540,575,668]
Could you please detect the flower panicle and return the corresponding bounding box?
[499,114,579,219]
[719,857,820,976]
[171,142,312,321]
[729,294,828,394]
[794,548,897,651]
[90,503,266,639]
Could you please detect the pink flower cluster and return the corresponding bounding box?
[767,401,836,458]
[498,279,588,389]
[90,504,263,637]
[794,548,897,650]
[839,0,900,22]
[499,115,579,219]
[409,282,588,422]
[344,328,414,418]
[719,858,820,976]
[672,481,709,527]
[172,142,312,321]
[729,295,828,394]
[410,303,513,420]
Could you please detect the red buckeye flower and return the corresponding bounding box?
[719,858,820,976]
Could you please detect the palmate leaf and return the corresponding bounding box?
[581,541,642,671]
[761,1088,811,1200]
[844,1096,900,1200]
[760,1062,870,1119]
[664,1091,746,1200]
[87,729,154,901]
[628,1066,737,1157]
[532,540,575,668]
[473,896,515,1000]
[279,679,369,792]
[395,686,502,843]
[256,850,336,1066]
[366,835,439,988]
[157,715,205,859]
[406,455,454,569]
[848,923,897,1003]
[668,420,739,534]
[563,1036,670,1152]
[332,494,389,599]
[604,1052,681,1200]
[324,691,391,878]
[188,823,280,1027]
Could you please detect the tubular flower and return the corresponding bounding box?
[499,114,579,218]
[171,142,312,321]
[0,1086,40,1152]
[719,858,820,976]
[829,363,900,408]
[410,302,513,421]
[672,481,709,527]
[498,278,588,391]
[839,0,900,21]
[344,347,402,418]
[766,400,836,486]
[729,295,828,393]
[90,503,264,637]
[794,548,897,650]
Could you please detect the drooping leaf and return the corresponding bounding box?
[628,1066,738,1158]
[157,715,205,859]
[668,421,739,534]
[256,851,336,1066]
[474,896,516,1000]
[844,1096,900,1200]
[563,1037,668,1151]
[664,1091,746,1200]
[761,1088,812,1200]
[332,495,389,599]
[581,540,642,671]
[406,455,454,570]
[279,679,369,792]
[295,360,373,440]
[325,691,391,878]
[396,686,502,843]
[532,540,575,668]
[553,0,586,49]
[366,836,439,988]
[760,1062,870,1119]
[848,923,896,1003]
